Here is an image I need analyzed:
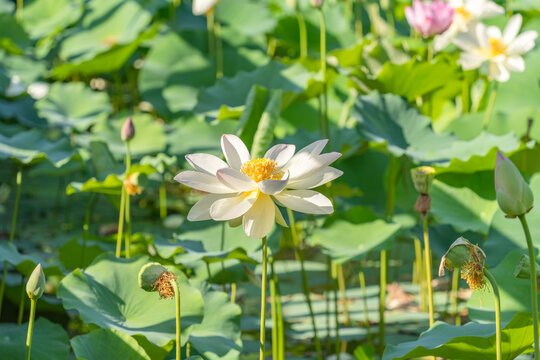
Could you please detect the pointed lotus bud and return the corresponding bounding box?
[411,166,436,194]
[310,0,323,8]
[494,150,534,218]
[514,254,540,279]
[138,262,177,299]
[121,117,135,142]
[26,264,46,300]
[192,0,220,16]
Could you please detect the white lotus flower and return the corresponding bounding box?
[453,14,538,82]
[434,0,504,51]
[174,135,343,239]
[192,0,220,15]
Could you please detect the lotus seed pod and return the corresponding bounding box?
[138,262,167,292]
[494,150,534,217]
[310,0,323,8]
[26,264,46,300]
[411,166,436,194]
[439,237,486,276]
[121,117,135,142]
[514,254,540,279]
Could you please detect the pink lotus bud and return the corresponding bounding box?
[405,0,454,38]
[121,117,135,142]
[310,0,323,8]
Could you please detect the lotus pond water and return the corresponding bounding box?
[2,0,540,359]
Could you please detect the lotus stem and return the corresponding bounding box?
[24,298,36,360]
[379,249,388,350]
[206,11,215,55]
[159,184,167,219]
[214,20,223,79]
[331,262,341,359]
[17,276,25,325]
[518,214,539,360]
[82,193,95,267]
[297,13,307,58]
[270,259,278,359]
[270,258,285,360]
[220,222,227,293]
[259,236,268,360]
[231,282,237,303]
[318,8,329,141]
[337,265,350,326]
[423,214,435,326]
[16,0,22,22]
[482,269,502,360]
[0,166,23,317]
[288,209,323,359]
[115,186,126,257]
[483,82,498,129]
[451,269,460,325]
[171,278,181,360]
[358,262,370,334]
[355,0,363,40]
[124,142,132,258]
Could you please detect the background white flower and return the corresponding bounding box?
[435,0,504,51]
[453,14,538,82]
[192,0,220,16]
[174,135,342,239]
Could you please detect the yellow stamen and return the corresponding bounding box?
[241,158,281,183]
[485,37,507,58]
[455,6,471,21]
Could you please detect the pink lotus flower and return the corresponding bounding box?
[405,0,454,38]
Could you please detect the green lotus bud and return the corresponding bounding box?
[26,264,46,300]
[121,117,135,142]
[138,262,168,291]
[494,150,534,218]
[514,254,540,279]
[411,166,435,194]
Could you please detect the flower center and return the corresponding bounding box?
[241,158,281,182]
[487,37,507,58]
[455,6,471,20]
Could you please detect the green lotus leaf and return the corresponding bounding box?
[383,312,534,360]
[71,328,151,360]
[194,60,316,118]
[0,129,77,166]
[91,113,166,157]
[429,179,499,236]
[58,0,163,63]
[0,13,31,54]
[309,216,401,265]
[0,242,64,277]
[188,283,242,359]
[138,32,214,116]
[215,0,277,37]
[140,153,177,174]
[57,253,204,347]
[0,318,69,360]
[35,82,112,132]
[58,235,112,270]
[0,98,46,128]
[21,0,83,40]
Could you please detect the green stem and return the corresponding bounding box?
[427,38,434,62]
[115,188,126,258]
[270,258,278,359]
[462,80,470,114]
[332,262,341,360]
[355,0,363,40]
[518,214,539,360]
[0,166,23,318]
[287,209,323,360]
[17,276,25,325]
[220,222,227,293]
[483,82,498,129]
[259,237,268,360]
[124,142,132,258]
[270,258,285,360]
[25,299,36,360]
[451,269,460,325]
[423,214,435,326]
[159,184,167,220]
[207,11,215,56]
[379,250,387,351]
[16,0,22,22]
[318,9,329,141]
[483,269,502,360]
[215,20,223,79]
[358,262,370,334]
[231,282,237,303]
[81,193,95,267]
[337,265,350,326]
[171,278,181,360]
[297,13,308,58]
